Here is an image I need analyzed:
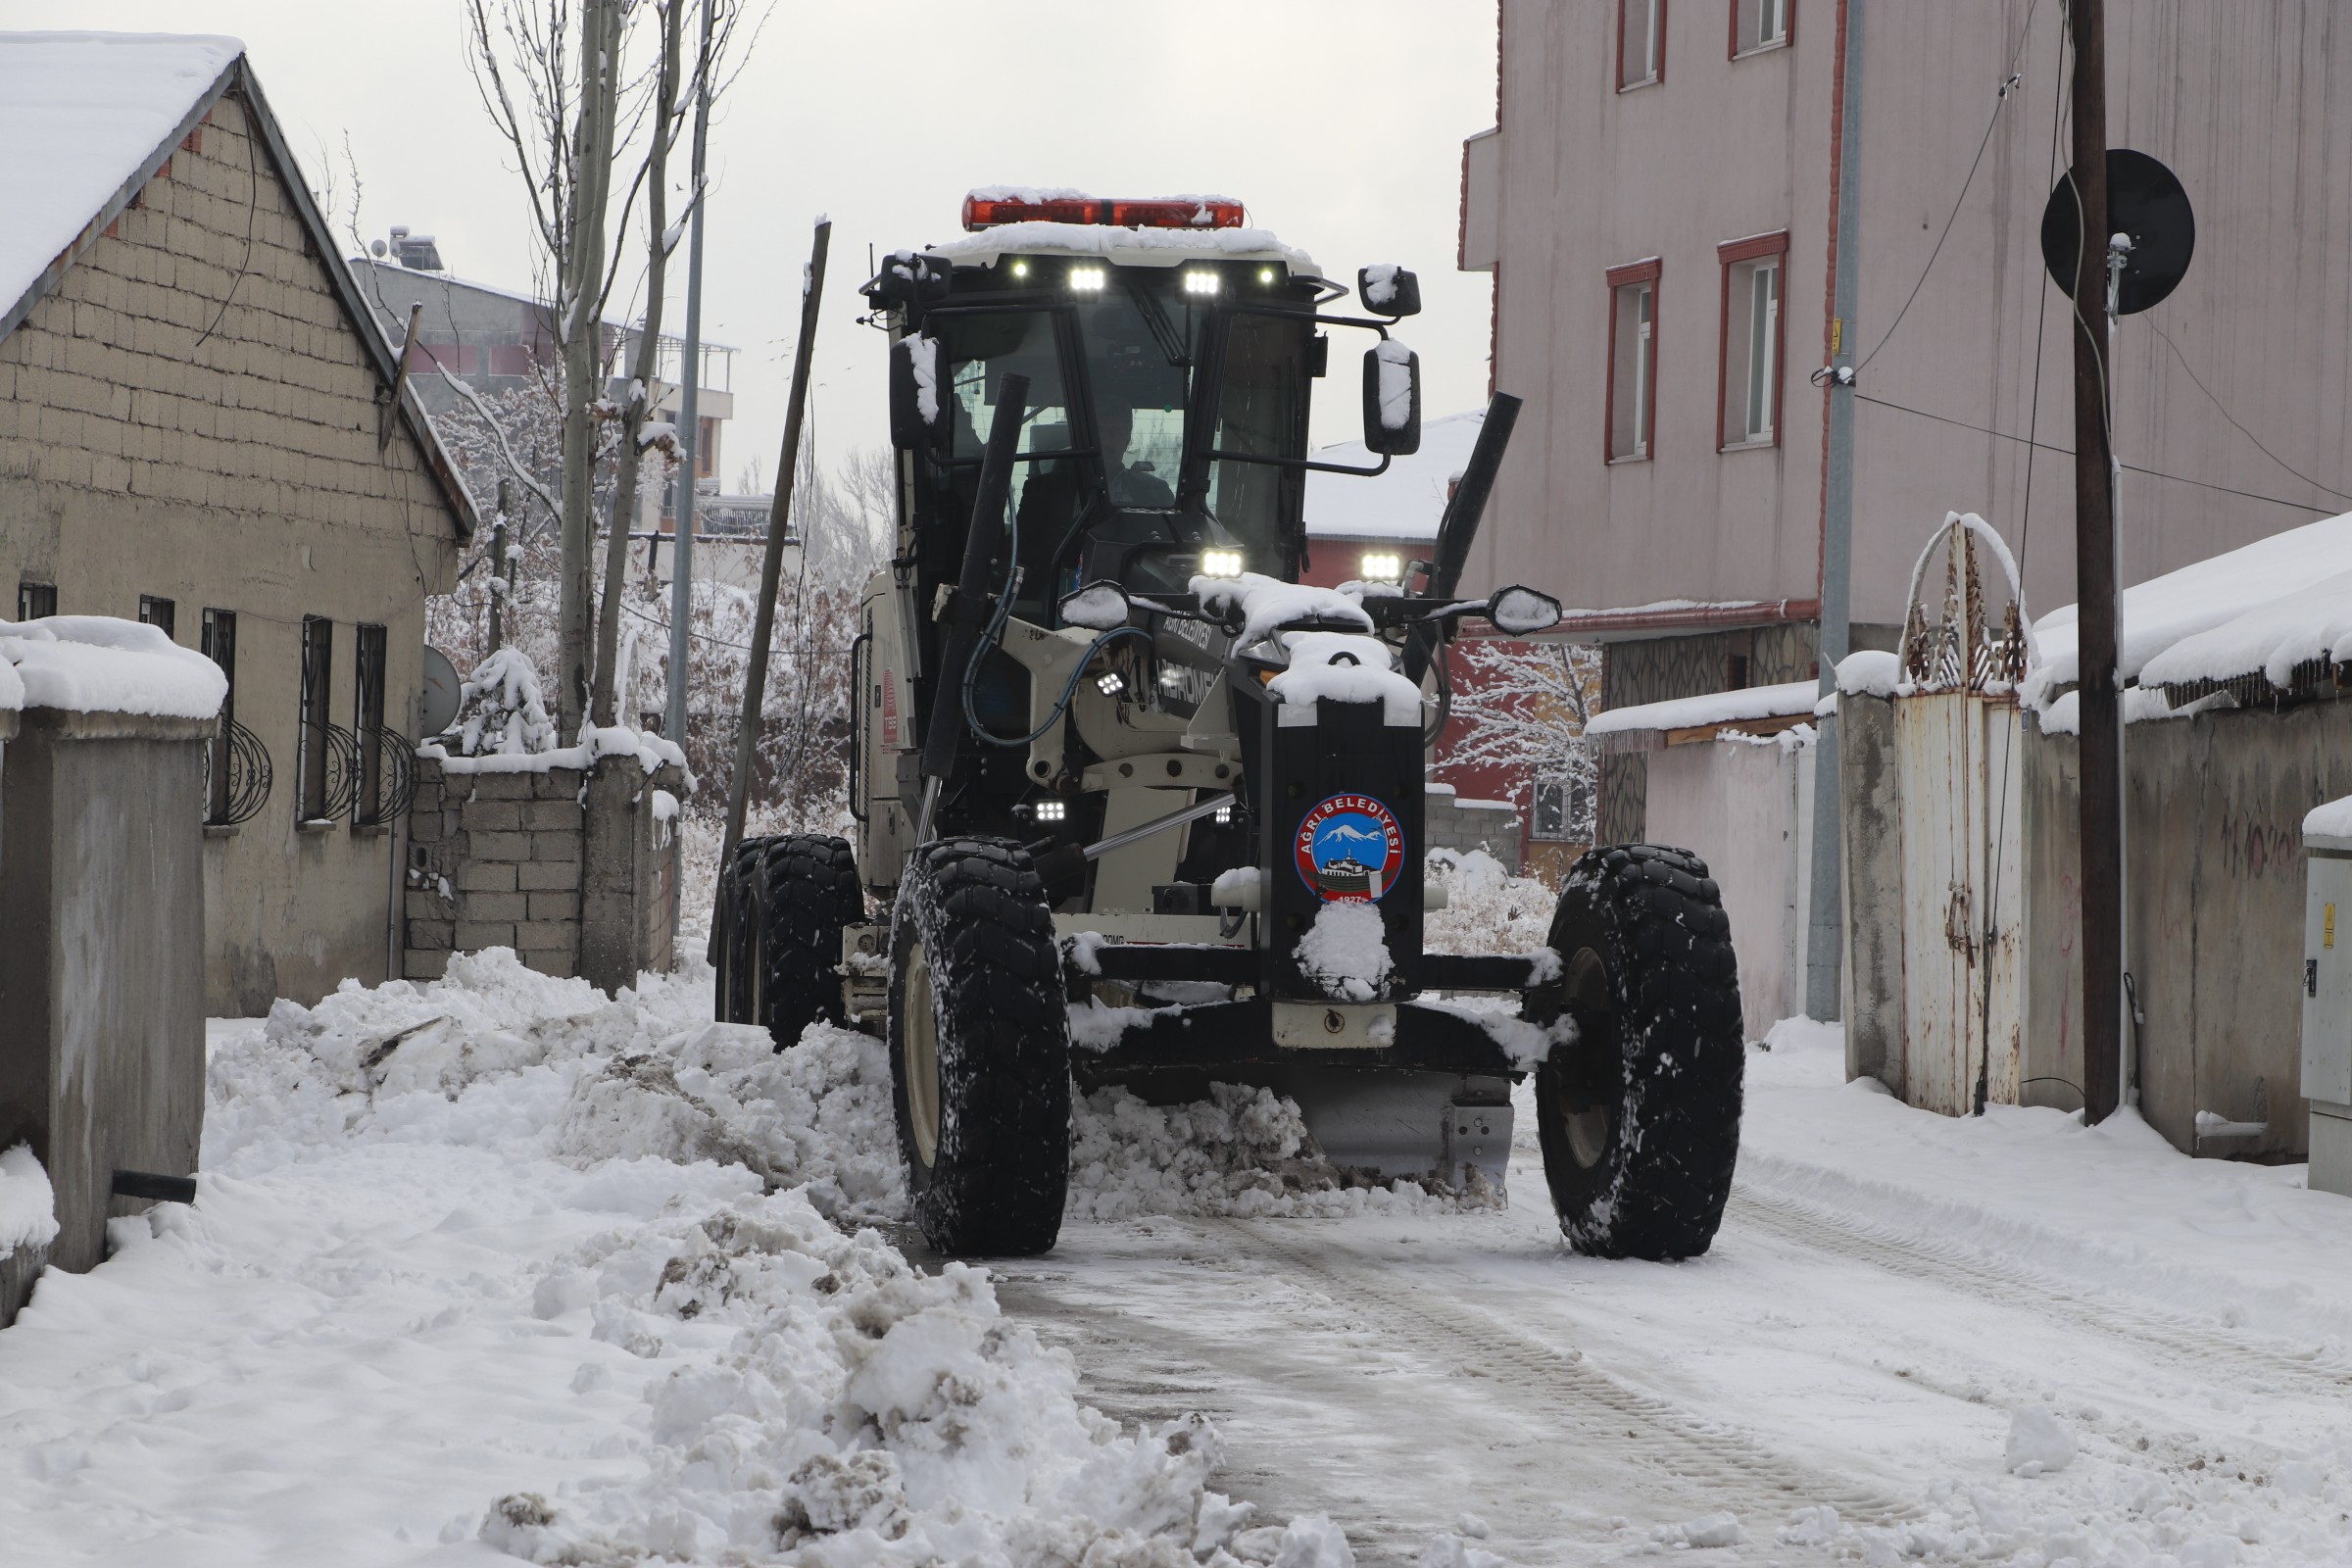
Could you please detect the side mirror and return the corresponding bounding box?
[1362,339,1422,456]
[888,333,946,451]
[870,249,952,309]
[1488,585,1563,635]
[1058,580,1132,631]
[1358,265,1422,318]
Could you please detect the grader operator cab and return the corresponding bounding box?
[713,192,1745,1260]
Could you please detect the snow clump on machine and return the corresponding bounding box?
[1293,902,1393,1002]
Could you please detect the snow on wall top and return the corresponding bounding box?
[0,1143,57,1259]
[0,32,243,324]
[918,220,1316,273]
[1584,679,1819,738]
[2304,794,2352,847]
[0,615,227,720]
[2028,508,2352,704]
[1303,409,1486,541]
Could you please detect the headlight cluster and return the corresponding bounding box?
[1358,552,1403,582]
[1199,548,1245,578]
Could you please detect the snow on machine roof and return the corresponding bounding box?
[913,188,1319,275]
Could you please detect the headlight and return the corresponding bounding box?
[1359,551,1403,582]
[1069,266,1106,293]
[1200,548,1245,578]
[1183,270,1220,296]
[1031,798,1067,823]
[1095,670,1126,697]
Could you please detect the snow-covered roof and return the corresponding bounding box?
[0,615,227,720]
[2029,510,2352,704]
[1585,679,1818,739]
[918,220,1317,274]
[1303,409,1487,542]
[0,32,243,334]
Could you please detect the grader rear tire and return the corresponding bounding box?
[1527,844,1744,1260]
[888,836,1070,1257]
[713,834,862,1048]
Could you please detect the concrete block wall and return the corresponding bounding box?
[1424,784,1524,867]
[404,754,680,988]
[0,710,211,1326]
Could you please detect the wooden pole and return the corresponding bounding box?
[2069,0,2123,1124]
[709,218,830,959]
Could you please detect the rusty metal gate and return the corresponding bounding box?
[1891,514,2032,1116]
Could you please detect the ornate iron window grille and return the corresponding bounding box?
[201,717,273,827]
[354,726,418,825]
[318,722,363,821]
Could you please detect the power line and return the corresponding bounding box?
[2141,316,2352,506]
[1854,392,2336,514]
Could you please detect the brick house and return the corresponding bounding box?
[0,32,478,1013]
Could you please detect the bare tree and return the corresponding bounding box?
[591,0,686,727]
[1442,639,1603,844]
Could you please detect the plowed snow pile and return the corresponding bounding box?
[0,952,1422,1566]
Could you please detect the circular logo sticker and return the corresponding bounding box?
[1295,793,1405,904]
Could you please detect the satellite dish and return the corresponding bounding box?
[419,645,463,737]
[2040,148,2194,316]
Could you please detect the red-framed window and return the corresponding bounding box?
[1604,258,1662,463]
[1716,230,1788,451]
[1729,0,1792,58]
[1618,0,1666,90]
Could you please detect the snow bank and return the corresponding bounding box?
[2138,564,2352,692]
[486,1187,1249,1565]
[1584,678,1816,738]
[2028,508,2352,705]
[0,1143,58,1259]
[0,615,225,719]
[0,32,243,317]
[1423,849,1556,956]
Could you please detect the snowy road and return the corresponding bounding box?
[8,956,2352,1566]
[983,1026,2352,1565]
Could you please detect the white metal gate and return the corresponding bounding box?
[1891,514,2032,1117]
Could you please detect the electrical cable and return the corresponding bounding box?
[2142,316,2352,506]
[1856,0,2040,372]
[1974,18,2072,1117]
[1853,393,2334,514]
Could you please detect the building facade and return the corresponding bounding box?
[1462,1,2352,839]
[0,36,476,1013]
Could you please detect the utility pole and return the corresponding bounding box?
[1805,0,1863,1022]
[665,0,713,943]
[2069,0,2124,1124]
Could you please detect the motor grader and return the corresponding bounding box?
[713,192,1744,1260]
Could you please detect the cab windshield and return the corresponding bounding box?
[935,270,1309,610]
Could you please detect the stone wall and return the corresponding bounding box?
[403,754,680,987]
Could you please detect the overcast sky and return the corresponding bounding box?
[16,0,1500,497]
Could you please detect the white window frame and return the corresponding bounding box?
[1608,270,1659,463]
[1717,234,1787,453]
[1734,0,1790,57]
[1620,0,1665,90]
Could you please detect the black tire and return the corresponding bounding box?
[748,833,862,1048]
[888,836,1070,1256]
[1525,844,1744,1260]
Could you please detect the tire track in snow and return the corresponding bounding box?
[1208,1216,1926,1534]
[1727,1183,2352,1394]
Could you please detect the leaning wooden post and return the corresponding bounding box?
[709,217,830,960]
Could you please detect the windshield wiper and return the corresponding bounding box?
[1122,276,1190,368]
